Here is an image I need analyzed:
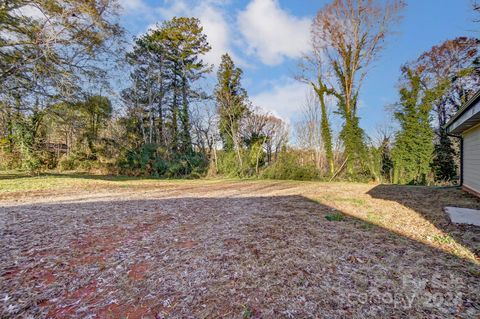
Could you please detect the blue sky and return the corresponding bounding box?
[118,0,478,137]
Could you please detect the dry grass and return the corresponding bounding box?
[1,174,479,318]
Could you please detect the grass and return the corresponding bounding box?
[366,212,383,224]
[0,171,234,195]
[430,234,455,245]
[242,305,253,318]
[325,212,345,221]
[1,172,479,318]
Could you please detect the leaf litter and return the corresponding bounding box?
[0,180,479,318]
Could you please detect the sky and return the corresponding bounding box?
[117,0,478,137]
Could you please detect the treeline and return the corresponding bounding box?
[0,0,479,184]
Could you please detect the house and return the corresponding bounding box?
[445,90,480,197]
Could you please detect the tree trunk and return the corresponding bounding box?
[313,82,335,176]
[181,75,192,153]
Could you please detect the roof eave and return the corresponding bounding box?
[445,89,480,133]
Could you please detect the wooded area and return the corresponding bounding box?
[1,0,479,184]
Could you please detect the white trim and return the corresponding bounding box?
[448,98,480,133]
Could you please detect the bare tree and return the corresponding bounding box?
[190,102,218,156]
[373,124,395,148]
[216,89,247,168]
[263,115,288,164]
[299,91,323,171]
[408,37,479,131]
[1,0,123,104]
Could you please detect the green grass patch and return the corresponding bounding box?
[325,212,345,221]
[430,234,454,245]
[366,212,383,224]
[0,171,252,194]
[242,305,253,318]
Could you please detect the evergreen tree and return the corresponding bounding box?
[79,95,112,158]
[122,17,211,155]
[215,54,248,152]
[392,68,435,184]
[380,138,394,181]
[432,132,457,181]
[124,30,170,146]
[159,17,212,153]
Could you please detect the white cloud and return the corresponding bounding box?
[151,1,240,68]
[250,78,309,123]
[196,5,235,67]
[155,0,189,18]
[237,0,311,65]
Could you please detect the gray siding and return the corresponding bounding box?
[463,124,480,193]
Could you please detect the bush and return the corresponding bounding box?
[117,144,208,178]
[0,148,21,170]
[58,154,78,171]
[262,151,319,181]
[216,151,243,177]
[21,154,43,174]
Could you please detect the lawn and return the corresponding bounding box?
[1,173,479,318]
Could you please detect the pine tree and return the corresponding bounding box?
[159,17,212,153]
[432,132,457,181]
[123,17,211,155]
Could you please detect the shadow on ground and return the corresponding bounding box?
[0,172,155,182]
[1,194,479,318]
[0,173,36,180]
[367,184,480,259]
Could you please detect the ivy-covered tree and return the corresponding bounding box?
[316,83,335,176]
[311,0,405,176]
[392,67,434,184]
[215,53,249,166]
[298,41,335,175]
[408,37,479,181]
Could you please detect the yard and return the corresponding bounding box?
[1,174,480,318]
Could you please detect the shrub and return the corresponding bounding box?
[117,145,208,178]
[262,151,319,181]
[216,151,244,177]
[58,155,78,171]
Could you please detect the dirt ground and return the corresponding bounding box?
[1,177,480,318]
